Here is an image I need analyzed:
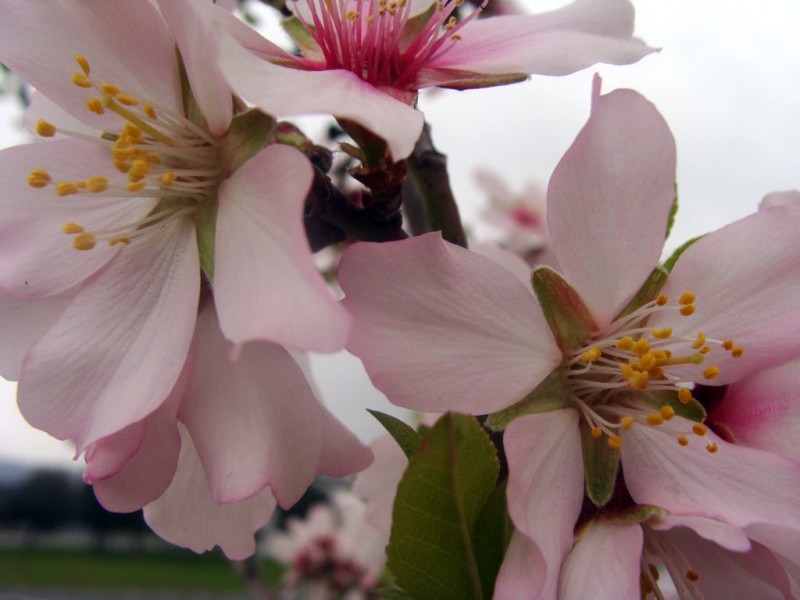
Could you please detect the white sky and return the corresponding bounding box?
[1,0,798,468]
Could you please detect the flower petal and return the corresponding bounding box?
[651,514,751,552]
[547,83,676,327]
[504,410,584,600]
[217,33,424,161]
[494,531,548,600]
[339,233,561,414]
[144,424,277,560]
[214,144,351,353]
[650,204,800,385]
[352,434,408,536]
[18,218,199,451]
[559,520,643,600]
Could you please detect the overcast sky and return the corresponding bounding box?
[1,0,798,468]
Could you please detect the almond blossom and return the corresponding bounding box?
[0,0,350,453]
[212,0,654,159]
[338,80,800,597]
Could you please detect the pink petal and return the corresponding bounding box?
[83,421,146,484]
[621,416,800,531]
[760,190,800,209]
[559,520,643,600]
[0,0,181,130]
[214,144,351,353]
[651,514,751,552]
[547,83,676,327]
[144,424,277,560]
[18,218,199,451]
[217,33,424,161]
[470,241,534,290]
[504,410,584,599]
[352,434,408,536]
[650,204,800,385]
[713,358,800,462]
[427,0,653,77]
[339,233,561,414]
[494,531,548,600]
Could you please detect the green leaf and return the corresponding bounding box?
[614,267,669,321]
[220,108,276,173]
[579,420,621,507]
[387,413,499,600]
[368,410,423,459]
[375,587,417,600]
[485,369,571,431]
[473,481,512,600]
[532,266,596,352]
[663,235,704,273]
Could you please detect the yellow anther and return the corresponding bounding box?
[36,119,58,137]
[678,388,693,404]
[451,34,462,41]
[99,82,121,97]
[126,180,146,192]
[680,304,696,316]
[607,435,622,449]
[590,426,602,439]
[722,340,734,350]
[74,181,87,189]
[679,291,696,305]
[731,346,744,358]
[109,237,131,246]
[145,153,161,166]
[143,104,157,119]
[677,435,689,447]
[27,169,52,188]
[129,159,150,179]
[646,413,664,426]
[635,353,657,372]
[633,338,651,356]
[703,366,720,380]
[621,416,635,430]
[706,442,719,454]
[651,327,672,339]
[116,94,139,106]
[161,171,178,187]
[656,294,668,306]
[112,142,135,160]
[687,571,700,582]
[629,371,649,390]
[71,72,93,88]
[660,405,676,420]
[86,97,104,115]
[86,176,109,193]
[72,233,96,250]
[619,363,635,380]
[651,350,669,364]
[692,423,708,436]
[114,159,131,173]
[56,181,79,197]
[580,346,602,363]
[650,366,665,378]
[691,332,706,349]
[75,55,91,75]
[700,345,711,354]
[122,123,142,139]
[616,336,634,351]
[61,222,84,234]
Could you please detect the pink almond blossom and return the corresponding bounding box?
[210,0,654,159]
[0,0,350,453]
[339,80,800,597]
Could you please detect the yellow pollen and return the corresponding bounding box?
[722,340,734,350]
[633,338,651,356]
[680,304,696,316]
[143,103,157,119]
[590,426,602,439]
[635,353,657,371]
[621,416,634,430]
[61,222,84,234]
[114,159,131,173]
[160,171,178,187]
[145,154,161,166]
[651,327,672,339]
[619,363,635,380]
[660,405,676,420]
[580,346,602,363]
[678,388,693,404]
[607,435,622,449]
[656,294,668,306]
[74,181,87,189]
[731,346,744,358]
[700,345,711,354]
[86,97,104,115]
[706,442,719,454]
[109,237,131,246]
[679,291,695,305]
[112,142,135,160]
[687,571,700,582]
[56,181,79,197]
[27,169,52,188]
[129,159,150,179]
[126,180,146,192]
[36,119,58,137]
[75,55,91,75]
[71,72,93,88]
[629,371,649,390]
[86,176,109,193]
[116,94,139,106]
[646,413,664,426]
[451,34,462,41]
[99,82,121,96]
[616,336,634,351]
[692,423,708,437]
[691,332,706,349]
[677,435,689,446]
[72,233,96,250]
[703,366,721,380]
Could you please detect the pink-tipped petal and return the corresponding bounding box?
[650,205,800,385]
[214,144,351,352]
[217,33,424,161]
[622,417,800,531]
[547,86,676,327]
[144,424,277,560]
[83,421,146,484]
[504,410,584,599]
[339,233,561,414]
[18,218,199,451]
[713,358,800,462]
[559,520,643,600]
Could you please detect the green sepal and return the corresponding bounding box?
[579,420,621,508]
[386,413,499,600]
[176,47,208,131]
[368,409,422,459]
[220,108,276,173]
[578,505,664,538]
[635,389,707,423]
[614,267,669,321]
[473,481,512,600]
[532,266,596,352]
[399,3,436,48]
[282,16,324,60]
[663,235,704,273]
[193,197,217,284]
[485,369,571,431]
[337,118,391,168]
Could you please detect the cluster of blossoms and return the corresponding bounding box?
[0,0,797,598]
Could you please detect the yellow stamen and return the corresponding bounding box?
[56,181,79,197]
[615,336,634,351]
[621,416,635,430]
[646,413,664,426]
[113,159,131,173]
[632,338,651,356]
[116,94,139,106]
[590,426,602,439]
[75,55,91,75]
[143,103,157,119]
[731,347,744,358]
[678,388,693,404]
[103,96,175,147]
[660,405,676,420]
[679,291,695,305]
[677,435,689,446]
[100,83,121,97]
[656,294,668,306]
[691,332,706,349]
[86,97,104,115]
[692,423,708,436]
[61,222,84,234]
[721,340,733,350]
[680,304,696,316]
[71,72,93,88]
[580,346,602,363]
[706,442,719,454]
[72,233,96,250]
[126,180,146,192]
[629,371,649,389]
[36,119,57,137]
[129,159,150,179]
[86,176,109,193]
[27,169,52,188]
[651,327,672,339]
[160,171,178,187]
[607,435,622,449]
[109,237,131,246]
[703,366,720,380]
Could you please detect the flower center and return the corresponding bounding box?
[564,291,743,451]
[292,0,484,88]
[27,55,222,250]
